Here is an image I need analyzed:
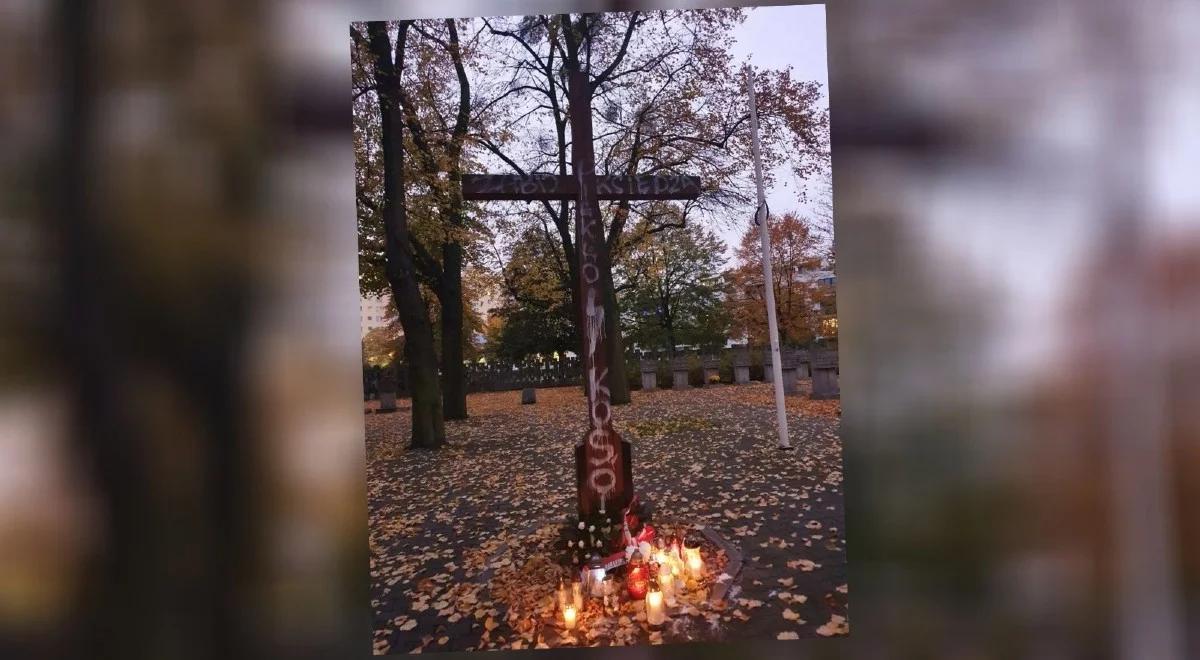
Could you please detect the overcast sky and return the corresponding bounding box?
[723,3,830,259]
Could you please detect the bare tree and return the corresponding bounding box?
[476,10,828,401]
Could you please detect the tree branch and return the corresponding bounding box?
[411,234,445,284]
[592,12,641,86]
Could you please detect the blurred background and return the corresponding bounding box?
[0,0,1195,659]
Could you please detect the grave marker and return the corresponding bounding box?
[701,355,721,385]
[639,359,658,391]
[671,356,691,389]
[732,350,751,384]
[811,350,840,400]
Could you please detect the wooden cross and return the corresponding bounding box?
[463,69,702,518]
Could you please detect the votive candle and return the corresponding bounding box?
[562,604,578,630]
[658,564,676,605]
[557,580,570,612]
[645,588,666,626]
[572,580,584,612]
[589,568,606,597]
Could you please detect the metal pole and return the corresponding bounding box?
[1095,2,1184,658]
[745,65,791,450]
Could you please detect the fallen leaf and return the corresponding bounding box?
[816,614,849,637]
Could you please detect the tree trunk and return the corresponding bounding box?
[367,21,444,449]
[439,19,470,421]
[395,298,444,448]
[600,261,631,405]
[663,295,677,354]
[440,242,468,419]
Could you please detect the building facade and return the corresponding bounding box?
[361,294,392,338]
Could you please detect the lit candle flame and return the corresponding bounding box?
[562,605,578,630]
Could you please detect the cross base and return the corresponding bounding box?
[574,435,633,517]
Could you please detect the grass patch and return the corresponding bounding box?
[627,417,719,438]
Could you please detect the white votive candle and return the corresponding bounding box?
[562,605,578,630]
[684,547,703,578]
[658,564,676,605]
[589,568,606,597]
[645,589,666,626]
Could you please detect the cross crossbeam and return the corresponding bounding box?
[462,174,701,201]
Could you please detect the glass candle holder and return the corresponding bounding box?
[589,568,606,597]
[684,547,703,578]
[562,605,578,630]
[658,564,676,605]
[572,580,584,612]
[557,581,570,612]
[645,588,666,626]
[626,551,649,600]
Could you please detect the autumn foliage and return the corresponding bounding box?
[724,213,835,347]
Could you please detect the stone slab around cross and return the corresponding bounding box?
[462,173,701,201]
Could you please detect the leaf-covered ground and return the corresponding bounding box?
[367,382,847,654]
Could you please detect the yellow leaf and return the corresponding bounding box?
[816,614,849,637]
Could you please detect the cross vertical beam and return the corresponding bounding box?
[568,69,633,517]
[459,69,700,519]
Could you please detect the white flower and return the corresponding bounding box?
[579,540,586,548]
[578,522,586,530]
[588,525,595,532]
